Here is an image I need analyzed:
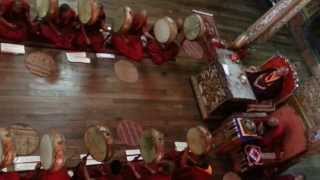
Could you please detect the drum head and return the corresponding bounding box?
[154,17,172,43]
[187,127,207,155]
[78,0,92,24]
[114,60,139,83]
[36,0,50,18]
[25,52,57,78]
[84,125,111,162]
[29,0,38,20]
[112,6,129,33]
[139,129,164,164]
[9,124,40,156]
[184,14,203,41]
[40,134,54,170]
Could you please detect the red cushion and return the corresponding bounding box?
[261,56,297,104]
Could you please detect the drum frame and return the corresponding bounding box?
[78,0,102,25]
[37,0,58,19]
[0,128,16,169]
[139,129,165,164]
[184,14,206,41]
[187,126,212,156]
[112,6,133,33]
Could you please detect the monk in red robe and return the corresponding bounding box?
[111,10,146,61]
[247,67,289,101]
[166,149,212,180]
[0,0,30,42]
[35,3,78,50]
[145,18,183,65]
[76,6,107,52]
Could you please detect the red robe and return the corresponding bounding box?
[37,6,77,50]
[146,40,179,65]
[111,12,146,62]
[0,172,20,180]
[75,10,106,52]
[39,169,70,180]
[0,0,29,42]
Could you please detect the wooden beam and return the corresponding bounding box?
[231,0,312,49]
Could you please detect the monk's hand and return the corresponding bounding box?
[7,22,17,30]
[246,66,258,73]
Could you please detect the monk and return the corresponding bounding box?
[246,66,289,101]
[111,10,147,61]
[169,149,212,180]
[35,3,78,50]
[76,6,107,52]
[145,18,183,65]
[0,0,30,42]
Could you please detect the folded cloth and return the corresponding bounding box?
[112,34,144,61]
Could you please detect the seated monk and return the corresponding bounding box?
[145,17,183,65]
[35,3,78,49]
[111,8,146,61]
[0,0,30,42]
[246,66,289,101]
[172,149,212,180]
[255,117,286,159]
[76,5,107,52]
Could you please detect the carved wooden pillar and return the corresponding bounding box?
[232,0,312,49]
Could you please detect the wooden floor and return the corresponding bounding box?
[0,0,312,167]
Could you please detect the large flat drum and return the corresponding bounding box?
[139,129,164,164]
[84,125,113,162]
[183,14,205,41]
[154,17,178,44]
[40,131,65,171]
[78,0,101,25]
[112,6,133,33]
[187,126,212,156]
[36,0,58,19]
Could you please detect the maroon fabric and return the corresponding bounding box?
[39,23,74,49]
[0,172,20,180]
[40,169,70,180]
[275,175,295,180]
[76,31,106,52]
[112,35,144,61]
[75,8,106,52]
[173,167,212,180]
[146,40,179,65]
[129,12,148,35]
[0,0,29,42]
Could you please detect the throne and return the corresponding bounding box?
[247,55,299,112]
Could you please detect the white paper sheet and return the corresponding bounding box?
[175,141,187,152]
[96,53,115,59]
[1,43,25,54]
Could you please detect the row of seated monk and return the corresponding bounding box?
[0,114,296,180]
[0,0,220,65]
